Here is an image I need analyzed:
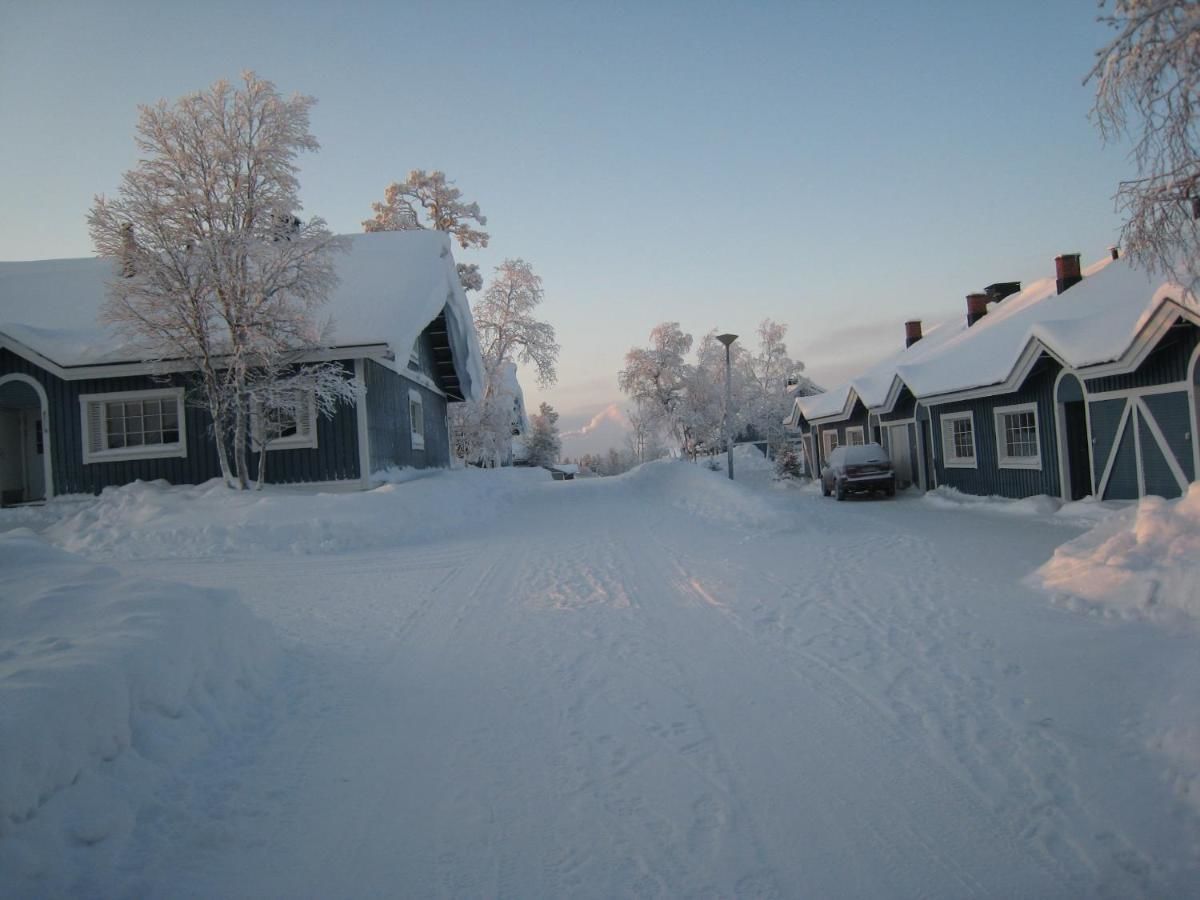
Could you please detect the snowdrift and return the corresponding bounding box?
[921,486,1127,525]
[1029,484,1200,623]
[39,467,551,560]
[615,459,782,529]
[0,529,279,891]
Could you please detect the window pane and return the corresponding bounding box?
[107,417,125,436]
[144,413,161,433]
[951,418,974,458]
[1004,411,1037,458]
[162,407,179,429]
[145,431,163,445]
[163,428,180,444]
[126,432,144,446]
[108,434,126,449]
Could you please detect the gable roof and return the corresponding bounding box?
[796,253,1199,422]
[0,230,484,401]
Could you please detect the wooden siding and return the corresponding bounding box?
[931,357,1061,498]
[1138,414,1180,498]
[879,385,916,423]
[813,399,871,471]
[251,361,361,485]
[1105,416,1140,500]
[1,348,362,493]
[1141,391,1195,482]
[364,359,450,472]
[1088,399,1125,490]
[1084,320,1199,394]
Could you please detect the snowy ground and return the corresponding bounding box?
[3,461,1199,898]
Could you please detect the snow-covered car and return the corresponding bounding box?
[821,443,895,500]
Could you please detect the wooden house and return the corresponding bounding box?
[0,231,483,502]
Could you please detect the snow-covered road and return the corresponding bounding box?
[37,466,1200,897]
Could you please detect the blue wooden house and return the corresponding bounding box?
[788,252,1200,501]
[0,231,483,503]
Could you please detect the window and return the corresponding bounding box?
[81,389,186,464]
[846,426,865,446]
[941,411,976,468]
[994,403,1041,469]
[252,392,317,451]
[409,389,425,450]
[822,429,839,459]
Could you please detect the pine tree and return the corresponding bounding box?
[526,402,562,467]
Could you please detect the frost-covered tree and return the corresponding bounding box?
[618,322,694,450]
[526,402,562,467]
[475,259,559,388]
[739,319,803,450]
[774,444,803,479]
[89,72,348,490]
[1089,0,1200,287]
[363,170,489,291]
[625,402,666,464]
[452,263,557,466]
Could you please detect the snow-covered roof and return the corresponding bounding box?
[0,230,484,401]
[797,253,1198,421]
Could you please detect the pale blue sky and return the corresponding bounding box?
[0,0,1131,431]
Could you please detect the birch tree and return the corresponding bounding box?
[452,260,558,465]
[89,72,348,489]
[1089,0,1200,287]
[363,170,489,292]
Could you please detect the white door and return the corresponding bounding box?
[889,423,912,487]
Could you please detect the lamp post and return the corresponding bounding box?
[716,333,738,480]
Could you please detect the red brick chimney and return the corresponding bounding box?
[905,320,923,348]
[966,293,989,327]
[1055,253,1082,294]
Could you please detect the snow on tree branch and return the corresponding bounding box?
[89,72,347,490]
[1089,0,1200,287]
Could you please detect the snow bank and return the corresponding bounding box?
[615,459,782,529]
[1030,484,1200,624]
[920,486,1132,524]
[37,468,551,560]
[922,486,1065,517]
[0,529,278,891]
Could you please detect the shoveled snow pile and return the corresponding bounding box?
[1030,483,1200,623]
[612,459,782,529]
[922,485,1129,524]
[37,467,551,560]
[0,529,279,893]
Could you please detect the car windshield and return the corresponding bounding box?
[844,443,888,465]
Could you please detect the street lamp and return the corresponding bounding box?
[716,332,738,480]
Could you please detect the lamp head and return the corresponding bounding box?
[716,333,738,347]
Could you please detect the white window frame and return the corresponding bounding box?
[822,428,839,459]
[845,426,865,446]
[80,388,187,464]
[251,391,318,452]
[940,410,977,468]
[409,389,425,451]
[994,402,1041,470]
